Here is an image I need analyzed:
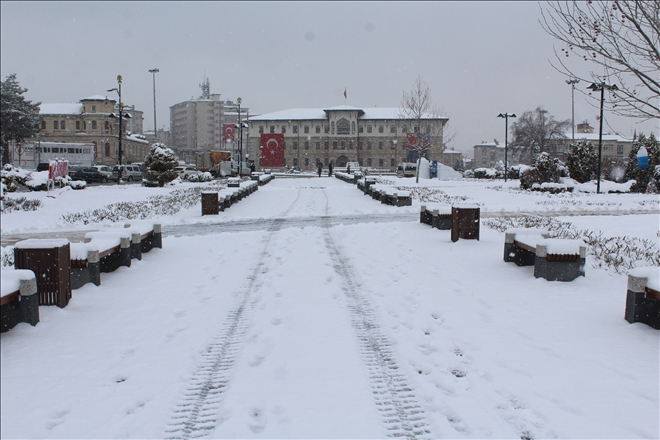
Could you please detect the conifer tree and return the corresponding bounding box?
[566,139,598,183]
[144,143,179,187]
[625,133,660,193]
[1,74,41,164]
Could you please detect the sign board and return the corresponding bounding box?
[49,159,69,180]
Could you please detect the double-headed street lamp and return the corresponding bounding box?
[148,68,159,139]
[587,82,619,194]
[497,112,516,182]
[566,79,579,143]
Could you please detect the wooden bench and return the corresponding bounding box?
[420,205,453,229]
[84,232,132,273]
[504,229,586,281]
[625,267,660,329]
[1,269,39,332]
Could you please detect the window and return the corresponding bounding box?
[331,122,335,134]
[305,141,309,150]
[283,141,286,150]
[105,121,110,130]
[367,125,372,133]
[325,157,329,165]
[367,158,372,166]
[324,125,329,134]
[348,141,353,150]
[92,105,96,112]
[316,141,321,150]
[378,126,384,133]
[332,141,337,149]
[340,141,345,149]
[292,125,298,134]
[293,141,298,150]
[367,141,372,150]
[316,125,321,134]
[390,125,396,133]
[324,141,329,150]
[402,125,408,133]
[304,125,309,134]
[337,119,349,135]
[391,140,397,150]
[379,158,384,167]
[378,141,383,149]
[305,158,309,166]
[617,145,624,154]
[390,158,395,166]
[414,126,419,133]
[281,126,286,134]
[105,143,111,156]
[83,121,87,130]
[76,121,80,130]
[92,121,97,129]
[358,141,363,150]
[259,126,264,134]
[270,126,275,133]
[53,121,59,130]
[41,120,46,130]
[352,121,356,134]
[359,125,364,133]
[293,158,298,166]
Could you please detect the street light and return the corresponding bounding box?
[236,97,243,177]
[148,68,159,140]
[566,79,580,143]
[107,74,128,183]
[497,112,516,182]
[587,82,619,194]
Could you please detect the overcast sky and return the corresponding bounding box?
[2,1,658,156]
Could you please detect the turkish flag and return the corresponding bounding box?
[344,88,347,99]
[406,132,418,148]
[260,133,285,167]
[223,124,235,142]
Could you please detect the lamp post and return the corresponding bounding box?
[566,79,579,143]
[108,75,125,183]
[497,112,516,182]
[587,82,619,194]
[237,97,243,177]
[148,68,159,140]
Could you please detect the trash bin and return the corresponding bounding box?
[14,239,72,308]
[201,192,219,215]
[451,205,480,242]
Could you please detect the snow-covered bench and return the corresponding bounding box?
[625,267,660,329]
[1,269,39,332]
[504,229,587,281]
[335,172,359,184]
[357,177,377,195]
[420,204,453,229]
[83,231,132,273]
[369,184,412,206]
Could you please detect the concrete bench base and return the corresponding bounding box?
[625,273,660,329]
[1,277,39,332]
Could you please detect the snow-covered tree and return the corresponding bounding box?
[1,74,41,165]
[144,143,179,187]
[510,107,571,164]
[624,133,660,193]
[520,152,567,189]
[566,139,598,183]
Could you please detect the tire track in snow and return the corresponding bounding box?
[318,189,431,438]
[165,189,303,439]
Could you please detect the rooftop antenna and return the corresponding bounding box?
[199,73,210,99]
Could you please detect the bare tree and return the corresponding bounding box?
[539,0,660,120]
[510,106,572,163]
[398,76,450,183]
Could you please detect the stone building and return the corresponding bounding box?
[34,95,150,166]
[545,122,634,161]
[246,106,448,171]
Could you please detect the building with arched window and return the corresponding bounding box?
[246,105,448,171]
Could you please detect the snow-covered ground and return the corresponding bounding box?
[1,176,658,439]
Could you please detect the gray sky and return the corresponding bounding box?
[2,1,657,156]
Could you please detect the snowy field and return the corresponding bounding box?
[1,176,659,439]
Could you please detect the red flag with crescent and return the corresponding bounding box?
[260,133,285,167]
[223,124,235,142]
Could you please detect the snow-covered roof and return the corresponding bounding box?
[563,132,632,142]
[39,103,83,115]
[474,141,502,149]
[247,107,448,122]
[81,95,113,101]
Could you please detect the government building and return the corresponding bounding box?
[246,106,448,172]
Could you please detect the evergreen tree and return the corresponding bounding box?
[1,74,41,165]
[566,139,598,183]
[520,152,566,190]
[625,133,660,193]
[144,143,179,187]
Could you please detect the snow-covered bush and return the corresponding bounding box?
[625,133,659,193]
[473,168,498,179]
[187,171,213,183]
[566,139,598,183]
[144,143,179,187]
[462,169,474,178]
[1,246,14,267]
[1,196,42,213]
[520,152,567,190]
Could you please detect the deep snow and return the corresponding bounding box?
[1,176,658,439]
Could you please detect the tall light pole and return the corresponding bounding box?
[149,68,159,141]
[587,82,619,194]
[237,97,243,177]
[566,79,579,143]
[108,75,125,183]
[497,112,516,182]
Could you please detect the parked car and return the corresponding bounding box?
[36,163,50,172]
[90,165,113,181]
[68,166,106,183]
[112,164,143,182]
[174,165,201,180]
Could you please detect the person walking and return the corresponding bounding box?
[317,161,322,177]
[328,161,333,177]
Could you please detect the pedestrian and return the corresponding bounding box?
[317,161,322,177]
[328,161,333,177]
[347,164,351,174]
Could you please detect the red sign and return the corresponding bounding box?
[260,133,285,167]
[49,159,69,180]
[223,124,235,142]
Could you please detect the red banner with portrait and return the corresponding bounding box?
[223,124,235,142]
[260,133,285,167]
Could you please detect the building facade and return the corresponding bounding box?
[545,122,634,162]
[246,106,448,171]
[33,95,150,166]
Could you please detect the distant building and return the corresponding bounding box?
[545,121,633,161]
[32,95,150,166]
[169,80,252,164]
[439,148,463,169]
[472,140,523,169]
[246,106,448,172]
